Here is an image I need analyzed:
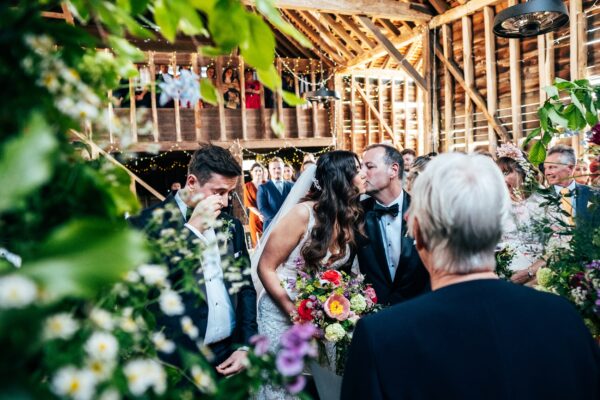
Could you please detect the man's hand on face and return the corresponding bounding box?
[185,193,224,232]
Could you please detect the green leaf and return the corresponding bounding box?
[240,13,276,71]
[130,0,151,15]
[570,92,586,118]
[270,113,285,138]
[209,0,249,52]
[107,36,144,62]
[574,78,590,87]
[23,219,147,300]
[586,110,598,126]
[538,105,550,131]
[523,127,541,148]
[544,85,559,99]
[547,107,569,128]
[256,64,281,91]
[281,90,306,106]
[154,0,177,42]
[171,1,207,36]
[541,131,553,146]
[529,141,547,166]
[198,46,225,57]
[554,77,574,91]
[200,78,219,105]
[255,0,313,49]
[0,114,57,213]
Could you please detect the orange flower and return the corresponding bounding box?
[323,293,350,321]
[321,270,342,286]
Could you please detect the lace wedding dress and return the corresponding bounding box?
[256,203,350,400]
[500,193,545,271]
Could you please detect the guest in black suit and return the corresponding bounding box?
[342,153,600,400]
[257,157,293,230]
[129,144,257,376]
[356,144,429,306]
[544,144,599,226]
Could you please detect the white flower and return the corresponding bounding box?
[125,270,140,283]
[86,358,115,381]
[84,332,119,361]
[159,289,185,316]
[98,388,120,400]
[51,366,96,400]
[0,274,37,309]
[191,365,215,393]
[124,359,167,396]
[324,323,346,343]
[180,316,199,339]
[570,287,588,306]
[119,307,138,333]
[138,264,168,286]
[152,331,175,354]
[90,308,114,331]
[44,313,79,340]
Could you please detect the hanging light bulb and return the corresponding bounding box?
[493,0,569,38]
[304,59,340,103]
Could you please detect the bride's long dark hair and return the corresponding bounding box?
[301,150,364,271]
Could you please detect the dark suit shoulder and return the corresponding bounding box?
[361,196,377,210]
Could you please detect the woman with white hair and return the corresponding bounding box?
[342,153,600,400]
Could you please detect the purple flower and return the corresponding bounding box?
[585,260,600,270]
[249,335,270,356]
[286,375,306,394]
[276,350,304,376]
[570,272,586,288]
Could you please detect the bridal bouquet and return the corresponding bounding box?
[289,268,378,373]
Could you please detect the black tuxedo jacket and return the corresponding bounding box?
[574,183,600,226]
[342,279,600,400]
[129,194,257,362]
[356,194,429,306]
[257,180,293,229]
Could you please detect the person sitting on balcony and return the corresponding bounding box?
[222,67,240,109]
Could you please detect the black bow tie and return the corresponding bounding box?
[373,203,399,218]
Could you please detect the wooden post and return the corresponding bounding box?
[378,78,384,143]
[128,76,138,143]
[462,16,474,152]
[365,73,371,145]
[334,74,344,148]
[294,65,302,138]
[239,56,248,140]
[483,7,498,152]
[537,34,546,106]
[404,76,410,149]
[442,24,454,152]
[417,85,425,155]
[276,58,285,138]
[350,74,357,152]
[192,53,202,142]
[215,56,227,141]
[423,28,434,153]
[171,53,182,142]
[310,61,319,138]
[148,51,159,142]
[570,0,585,156]
[508,0,522,143]
[391,78,397,143]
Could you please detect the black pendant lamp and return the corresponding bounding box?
[305,86,341,103]
[493,0,569,38]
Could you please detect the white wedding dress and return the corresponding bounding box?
[255,203,351,400]
[500,193,545,271]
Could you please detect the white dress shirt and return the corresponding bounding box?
[376,192,404,280]
[184,223,236,345]
[554,181,577,216]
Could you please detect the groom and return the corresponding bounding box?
[357,144,429,306]
[129,144,257,376]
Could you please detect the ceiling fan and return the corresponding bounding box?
[493,0,569,38]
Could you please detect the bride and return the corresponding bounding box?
[251,151,366,399]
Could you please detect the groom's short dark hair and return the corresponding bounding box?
[188,143,242,185]
[365,143,404,179]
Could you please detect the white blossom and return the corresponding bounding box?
[0,274,37,308]
[138,264,169,286]
[571,287,588,306]
[84,332,119,361]
[159,289,185,316]
[191,365,215,393]
[181,316,199,339]
[123,359,167,396]
[98,388,120,400]
[90,308,114,331]
[51,366,96,400]
[152,331,176,354]
[44,313,79,340]
[86,358,116,381]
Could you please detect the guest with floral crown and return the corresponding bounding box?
[495,143,546,284]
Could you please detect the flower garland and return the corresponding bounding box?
[496,142,538,196]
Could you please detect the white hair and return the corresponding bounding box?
[406,153,510,274]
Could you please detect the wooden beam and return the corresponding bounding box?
[442,24,454,152]
[148,51,160,142]
[428,0,450,14]
[434,43,510,143]
[508,0,522,143]
[353,80,397,146]
[125,138,335,152]
[276,58,284,138]
[483,6,498,153]
[283,10,345,65]
[338,15,377,49]
[425,28,439,153]
[570,0,585,156]
[537,34,546,106]
[128,76,138,142]
[299,11,354,60]
[310,61,319,138]
[259,0,432,21]
[215,57,227,141]
[334,74,344,148]
[378,77,384,142]
[61,3,75,25]
[357,16,426,90]
[380,19,401,36]
[462,16,474,152]
[404,77,410,149]
[294,67,302,137]
[319,13,364,54]
[391,78,397,142]
[365,74,371,145]
[336,29,420,72]
[350,75,357,152]
[381,55,392,70]
[239,56,248,140]
[171,53,182,142]
[429,0,503,29]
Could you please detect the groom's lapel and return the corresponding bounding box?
[364,208,393,283]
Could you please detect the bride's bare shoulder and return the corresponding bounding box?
[285,202,314,223]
